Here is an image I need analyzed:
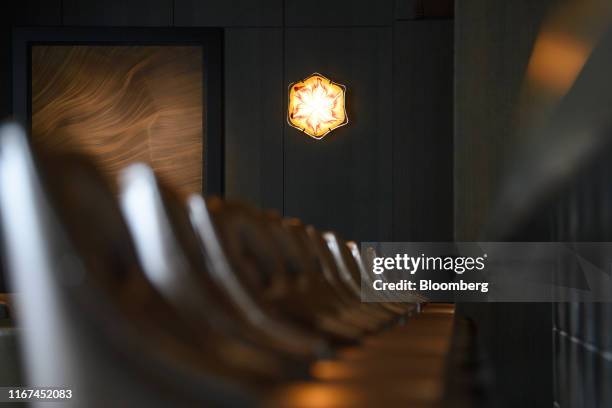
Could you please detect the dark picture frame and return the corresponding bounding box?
[12,27,224,196]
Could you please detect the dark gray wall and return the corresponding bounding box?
[1,0,454,246]
[394,20,453,241]
[455,1,559,407]
[454,0,556,241]
[283,27,394,242]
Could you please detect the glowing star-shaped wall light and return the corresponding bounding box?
[288,73,348,139]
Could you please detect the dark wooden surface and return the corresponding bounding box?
[224,28,284,210]
[267,304,456,408]
[393,20,453,241]
[283,27,393,242]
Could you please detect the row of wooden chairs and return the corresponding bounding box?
[0,123,420,407]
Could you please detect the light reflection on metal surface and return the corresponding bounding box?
[0,123,76,390]
[118,163,177,289]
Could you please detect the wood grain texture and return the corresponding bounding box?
[31,45,203,197]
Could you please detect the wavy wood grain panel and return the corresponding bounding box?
[31,45,203,197]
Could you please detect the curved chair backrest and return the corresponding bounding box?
[281,219,342,300]
[264,216,311,290]
[305,227,363,304]
[119,164,303,379]
[208,199,290,299]
[256,216,362,343]
[188,195,327,358]
[119,164,230,330]
[346,241,421,312]
[322,232,363,298]
[0,123,251,407]
[323,232,395,324]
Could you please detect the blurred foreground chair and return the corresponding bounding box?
[0,123,254,407]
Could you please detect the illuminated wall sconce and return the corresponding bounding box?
[287,73,348,139]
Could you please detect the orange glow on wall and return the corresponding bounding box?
[527,31,591,95]
[288,73,348,139]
